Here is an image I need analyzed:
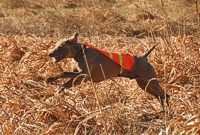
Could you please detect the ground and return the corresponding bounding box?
[0,0,199,134]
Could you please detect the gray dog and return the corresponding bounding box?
[47,32,170,107]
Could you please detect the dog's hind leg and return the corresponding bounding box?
[136,62,169,107]
[136,79,164,107]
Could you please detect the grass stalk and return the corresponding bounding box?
[82,44,102,114]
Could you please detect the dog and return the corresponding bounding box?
[47,32,170,107]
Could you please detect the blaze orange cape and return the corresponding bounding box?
[84,43,134,70]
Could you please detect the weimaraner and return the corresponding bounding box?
[47,32,170,107]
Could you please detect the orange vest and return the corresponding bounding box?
[84,43,134,70]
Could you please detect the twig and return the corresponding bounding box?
[99,63,106,80]
[195,0,200,17]
[195,0,200,33]
[144,78,158,113]
[82,45,102,113]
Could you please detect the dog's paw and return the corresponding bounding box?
[46,77,55,82]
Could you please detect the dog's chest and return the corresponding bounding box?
[71,59,81,72]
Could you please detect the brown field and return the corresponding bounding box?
[0,0,200,134]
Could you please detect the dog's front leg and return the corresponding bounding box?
[59,75,89,91]
[46,72,86,82]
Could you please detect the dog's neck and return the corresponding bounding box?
[74,43,86,62]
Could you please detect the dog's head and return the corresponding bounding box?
[48,32,79,63]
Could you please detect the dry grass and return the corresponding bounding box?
[0,0,200,134]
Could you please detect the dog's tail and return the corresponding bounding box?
[144,45,157,57]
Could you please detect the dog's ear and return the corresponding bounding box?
[69,32,79,44]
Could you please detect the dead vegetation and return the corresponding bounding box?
[0,0,200,134]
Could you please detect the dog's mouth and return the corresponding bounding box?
[54,54,67,63]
